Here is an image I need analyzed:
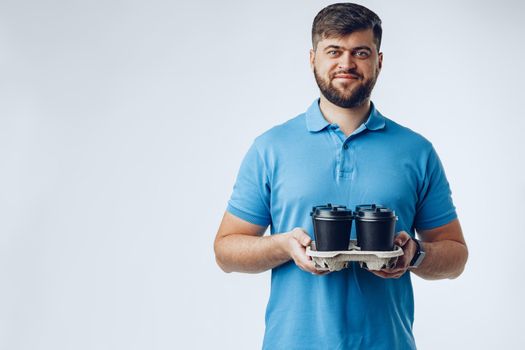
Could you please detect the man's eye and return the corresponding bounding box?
[328,50,339,56]
[354,51,370,58]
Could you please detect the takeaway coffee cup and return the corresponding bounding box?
[355,204,397,251]
[310,204,353,251]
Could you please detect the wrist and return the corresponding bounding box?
[409,237,426,268]
[274,233,293,260]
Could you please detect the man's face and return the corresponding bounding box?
[310,29,383,108]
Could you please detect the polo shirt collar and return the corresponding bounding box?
[306,98,386,132]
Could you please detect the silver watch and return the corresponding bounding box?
[409,238,426,268]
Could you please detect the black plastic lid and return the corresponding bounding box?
[355,204,395,219]
[310,203,353,219]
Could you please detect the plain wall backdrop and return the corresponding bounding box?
[1,0,524,349]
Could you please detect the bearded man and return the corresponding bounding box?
[214,3,468,349]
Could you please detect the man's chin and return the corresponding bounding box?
[330,82,357,93]
[330,90,357,101]
[325,92,368,108]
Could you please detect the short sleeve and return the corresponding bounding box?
[414,146,457,230]
[226,141,272,227]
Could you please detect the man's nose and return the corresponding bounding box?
[338,51,357,70]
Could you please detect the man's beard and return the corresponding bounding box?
[314,67,377,108]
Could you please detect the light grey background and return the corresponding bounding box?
[1,0,524,349]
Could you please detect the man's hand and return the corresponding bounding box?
[369,231,416,279]
[215,212,332,274]
[285,228,329,275]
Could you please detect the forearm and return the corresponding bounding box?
[411,240,468,280]
[214,233,291,273]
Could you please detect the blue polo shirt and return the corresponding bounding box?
[226,99,457,350]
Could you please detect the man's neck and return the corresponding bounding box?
[318,95,371,137]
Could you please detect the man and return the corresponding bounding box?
[214,3,468,349]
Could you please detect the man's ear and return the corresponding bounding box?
[309,49,315,71]
[378,52,383,71]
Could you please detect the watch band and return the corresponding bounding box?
[409,237,426,268]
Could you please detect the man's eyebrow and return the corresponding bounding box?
[352,46,372,52]
[323,45,342,51]
[323,45,372,52]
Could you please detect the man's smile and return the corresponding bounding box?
[333,73,360,80]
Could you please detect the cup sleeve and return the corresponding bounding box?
[226,142,272,227]
[413,146,457,231]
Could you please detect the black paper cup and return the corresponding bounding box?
[355,204,396,251]
[311,204,353,251]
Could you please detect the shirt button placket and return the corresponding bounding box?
[341,141,353,178]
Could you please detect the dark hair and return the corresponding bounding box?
[312,3,382,51]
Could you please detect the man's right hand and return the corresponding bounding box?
[214,212,329,274]
[285,228,329,275]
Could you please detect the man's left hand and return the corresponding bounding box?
[369,231,417,279]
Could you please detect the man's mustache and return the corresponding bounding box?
[331,70,362,79]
